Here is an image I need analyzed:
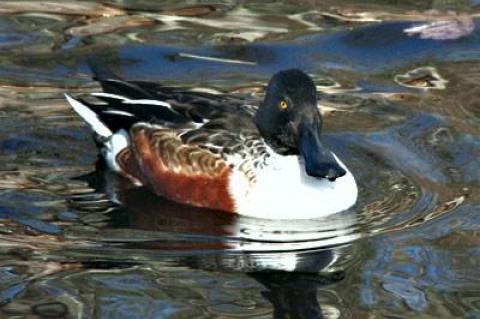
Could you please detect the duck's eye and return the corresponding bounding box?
[279,100,288,110]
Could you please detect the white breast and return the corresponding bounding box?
[228,150,358,220]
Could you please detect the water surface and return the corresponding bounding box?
[0,1,479,318]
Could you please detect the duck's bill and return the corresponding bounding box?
[297,121,346,181]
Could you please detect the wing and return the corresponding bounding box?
[116,123,267,212]
[81,59,259,135]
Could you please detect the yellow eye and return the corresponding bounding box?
[279,100,288,110]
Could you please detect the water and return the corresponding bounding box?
[0,1,479,318]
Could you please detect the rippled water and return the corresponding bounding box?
[0,1,479,318]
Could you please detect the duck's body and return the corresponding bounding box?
[66,65,357,219]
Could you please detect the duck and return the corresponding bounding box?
[65,63,357,219]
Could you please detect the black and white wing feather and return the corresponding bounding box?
[65,63,269,184]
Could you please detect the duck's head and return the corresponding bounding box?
[255,69,346,181]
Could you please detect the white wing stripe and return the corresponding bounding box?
[122,99,172,108]
[91,92,127,100]
[103,110,134,117]
[91,93,180,115]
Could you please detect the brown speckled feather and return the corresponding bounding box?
[116,123,235,212]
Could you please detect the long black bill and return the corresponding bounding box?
[298,121,346,181]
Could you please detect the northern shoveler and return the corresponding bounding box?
[65,64,357,219]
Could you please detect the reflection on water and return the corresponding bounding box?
[0,0,479,318]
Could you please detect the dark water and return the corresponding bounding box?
[0,1,479,318]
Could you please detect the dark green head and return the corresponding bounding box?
[255,69,346,181]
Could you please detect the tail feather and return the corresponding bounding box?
[65,93,112,138]
[65,93,141,135]
[65,93,132,173]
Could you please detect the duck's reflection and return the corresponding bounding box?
[186,249,344,319]
[250,269,344,319]
[76,167,356,318]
